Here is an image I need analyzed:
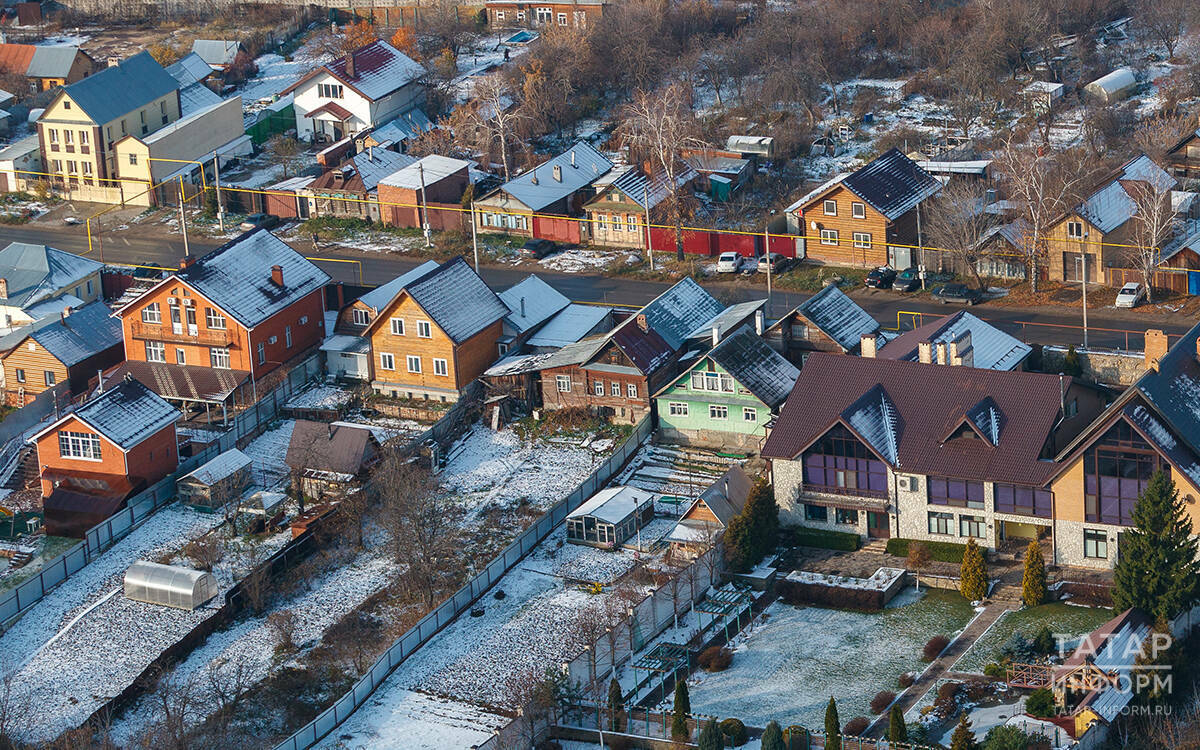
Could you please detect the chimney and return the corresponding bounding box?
[935,341,949,365]
[345,52,355,79]
[860,334,877,358]
[553,164,562,182]
[755,309,764,335]
[179,257,195,269]
[1145,328,1169,371]
[520,297,526,318]
[571,150,577,167]
[271,265,284,287]
[712,324,720,347]
[61,306,71,319]
[0,278,8,298]
[531,171,539,185]
[918,340,933,364]
[636,313,648,332]
[949,331,972,367]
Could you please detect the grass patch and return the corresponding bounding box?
[886,538,968,563]
[954,602,1115,674]
[773,263,870,292]
[512,407,633,444]
[791,526,861,551]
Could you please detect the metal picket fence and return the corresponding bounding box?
[274,416,654,750]
[0,354,321,629]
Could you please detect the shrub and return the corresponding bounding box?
[984,662,1007,679]
[720,718,749,746]
[778,579,885,611]
[793,526,861,551]
[886,538,968,563]
[924,634,951,661]
[870,690,896,714]
[698,646,734,672]
[698,719,722,750]
[1033,625,1055,656]
[1025,687,1055,718]
[938,681,962,703]
[898,672,915,688]
[843,717,870,736]
[184,535,223,571]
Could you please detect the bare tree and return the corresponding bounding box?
[267,135,305,180]
[1125,175,1179,302]
[457,74,528,181]
[922,180,1000,290]
[1135,0,1196,60]
[132,670,200,750]
[1134,113,1197,162]
[0,663,31,745]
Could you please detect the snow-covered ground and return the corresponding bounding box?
[286,383,355,410]
[323,688,511,749]
[241,419,296,490]
[237,38,334,108]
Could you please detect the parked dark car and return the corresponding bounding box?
[519,238,556,259]
[893,266,921,292]
[239,213,280,231]
[932,283,983,305]
[865,267,897,289]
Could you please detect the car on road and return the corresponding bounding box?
[757,252,788,274]
[865,267,897,289]
[519,238,556,259]
[893,266,921,292]
[932,283,983,305]
[716,252,747,273]
[1114,282,1146,308]
[239,213,280,232]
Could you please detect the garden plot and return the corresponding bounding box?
[615,444,733,497]
[322,688,511,750]
[241,419,296,490]
[687,589,976,730]
[286,383,355,411]
[952,603,1114,675]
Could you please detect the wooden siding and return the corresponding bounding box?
[794,184,892,267]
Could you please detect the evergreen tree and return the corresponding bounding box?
[1032,625,1055,656]
[671,680,691,740]
[824,697,841,750]
[1021,540,1047,607]
[960,538,988,602]
[949,713,979,750]
[888,705,908,744]
[698,718,722,750]
[724,513,755,572]
[743,479,779,561]
[761,720,785,750]
[1061,345,1083,377]
[607,678,623,732]
[1113,471,1200,622]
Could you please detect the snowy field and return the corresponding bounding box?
[241,419,296,490]
[286,383,355,411]
[687,589,977,730]
[237,38,333,107]
[325,689,511,749]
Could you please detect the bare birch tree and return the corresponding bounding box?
[1125,176,1179,302]
[458,74,528,181]
[922,180,1000,290]
[1133,113,1197,163]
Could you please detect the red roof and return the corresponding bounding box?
[304,101,354,120]
[0,43,35,75]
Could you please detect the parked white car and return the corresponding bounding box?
[716,252,746,273]
[1114,282,1146,308]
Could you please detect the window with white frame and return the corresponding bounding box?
[495,10,504,20]
[145,341,165,362]
[556,375,571,392]
[257,342,265,364]
[205,308,226,330]
[690,371,735,392]
[852,202,866,219]
[743,407,757,422]
[593,381,604,396]
[44,370,55,386]
[416,321,432,338]
[352,308,370,326]
[853,232,872,249]
[820,229,839,245]
[536,7,552,22]
[379,352,395,370]
[823,199,837,216]
[210,347,230,369]
[299,315,309,325]
[1067,220,1084,239]
[668,402,688,416]
[406,355,421,373]
[709,405,728,420]
[317,83,344,99]
[613,216,623,232]
[610,381,620,396]
[390,318,405,335]
[627,383,637,398]
[433,358,448,376]
[557,11,567,24]
[597,215,607,232]
[59,431,101,460]
[285,325,292,348]
[176,348,186,365]
[141,302,161,323]
[959,515,986,538]
[627,215,637,232]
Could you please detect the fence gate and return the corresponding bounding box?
[1189,270,1200,296]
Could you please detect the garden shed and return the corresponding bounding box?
[566,486,656,548]
[176,448,252,509]
[123,560,219,611]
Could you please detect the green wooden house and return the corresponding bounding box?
[654,325,799,451]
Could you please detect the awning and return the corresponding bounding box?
[305,101,354,121]
[41,469,137,499]
[800,492,889,513]
[107,361,249,404]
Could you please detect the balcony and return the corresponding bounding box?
[130,320,233,347]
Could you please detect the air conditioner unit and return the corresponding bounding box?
[181,298,194,307]
[167,297,179,306]
[898,475,919,492]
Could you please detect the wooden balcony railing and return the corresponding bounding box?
[129,320,233,347]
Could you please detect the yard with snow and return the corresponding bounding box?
[952,602,1114,675]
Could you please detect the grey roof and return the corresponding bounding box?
[67,377,179,450]
[499,275,569,334]
[601,165,698,210]
[370,108,435,146]
[965,396,1003,445]
[27,46,84,78]
[1126,322,1200,471]
[495,141,613,211]
[178,80,222,116]
[0,242,103,309]
[688,299,766,342]
[55,51,177,126]
[483,335,606,376]
[0,133,38,162]
[1078,155,1176,234]
[350,149,418,192]
[182,448,251,485]
[165,52,213,87]
[705,325,799,409]
[379,154,471,191]
[841,148,941,221]
[566,485,655,524]
[793,284,880,352]
[639,277,724,351]
[29,301,122,367]
[842,383,900,464]
[356,260,439,312]
[696,464,753,526]
[401,256,509,344]
[190,40,241,67]
[527,304,612,348]
[877,311,1031,371]
[170,229,331,328]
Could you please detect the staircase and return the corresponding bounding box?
[862,538,890,555]
[2,447,38,491]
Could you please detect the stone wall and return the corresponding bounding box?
[1040,345,1147,386]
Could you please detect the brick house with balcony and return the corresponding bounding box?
[111,229,329,412]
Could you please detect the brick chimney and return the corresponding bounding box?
[918,340,933,364]
[271,265,284,287]
[0,278,8,298]
[345,52,356,79]
[1144,329,1168,371]
[755,309,765,335]
[179,256,195,269]
[859,334,876,358]
[935,341,949,365]
[553,164,562,182]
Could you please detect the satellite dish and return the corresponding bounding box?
[810,220,818,231]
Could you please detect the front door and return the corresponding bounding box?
[867,511,890,539]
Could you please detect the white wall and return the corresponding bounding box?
[292,71,374,142]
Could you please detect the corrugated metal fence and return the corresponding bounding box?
[0,354,321,630]
[274,416,654,750]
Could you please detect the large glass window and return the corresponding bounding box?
[1083,421,1166,526]
[210,348,230,369]
[928,511,953,535]
[929,477,985,509]
[141,302,161,324]
[802,424,887,496]
[59,431,101,460]
[690,371,735,392]
[1084,529,1108,559]
[995,484,1053,518]
[145,341,165,362]
[205,308,226,329]
[805,504,828,522]
[959,515,986,538]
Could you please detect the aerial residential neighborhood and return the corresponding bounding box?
[0,1,1199,749]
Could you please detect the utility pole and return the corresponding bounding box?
[418,161,432,248]
[643,184,654,271]
[1081,254,1088,349]
[177,175,190,258]
[764,225,772,309]
[213,153,225,234]
[470,202,480,272]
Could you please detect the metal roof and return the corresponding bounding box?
[842,383,900,464]
[0,133,39,162]
[356,260,439,313]
[190,40,241,67]
[591,166,698,211]
[792,284,879,352]
[567,485,655,524]
[171,229,330,329]
[181,448,251,486]
[178,79,222,116]
[379,154,471,191]
[526,304,612,348]
[55,51,177,127]
[313,149,417,193]
[0,242,103,309]
[841,148,942,221]
[286,420,376,476]
[877,311,1031,371]
[784,173,850,214]
[369,108,435,146]
[636,277,724,351]
[320,334,370,354]
[165,52,213,88]
[27,46,84,78]
[494,141,613,211]
[106,360,248,404]
[29,300,122,367]
[287,41,423,102]
[704,325,798,409]
[1086,67,1136,95]
[1078,155,1176,234]
[66,377,179,450]
[1122,403,1200,488]
[687,299,765,343]
[400,256,509,344]
[498,275,569,334]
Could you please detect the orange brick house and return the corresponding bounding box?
[363,256,509,401]
[111,229,329,406]
[31,376,180,537]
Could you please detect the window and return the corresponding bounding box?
[141,302,161,324]
[433,358,448,376]
[128,153,137,166]
[43,371,55,386]
[743,407,757,422]
[352,308,370,326]
[836,508,858,525]
[929,477,985,509]
[268,335,278,346]
[80,130,88,145]
[63,130,73,145]
[82,162,92,177]
[803,424,888,496]
[627,383,637,398]
[406,355,421,373]
[823,199,837,216]
[1067,220,1084,239]
[495,10,504,20]
[627,215,637,232]
[59,431,101,460]
[852,202,866,219]
[299,315,309,325]
[48,129,58,144]
[556,375,571,392]
[379,352,395,370]
[516,10,525,20]
[994,484,1053,518]
[960,515,986,538]
[1084,529,1108,559]
[593,381,604,396]
[610,381,620,396]
[1066,398,1079,418]
[690,371,735,392]
[853,232,872,249]
[709,405,728,420]
[52,160,62,173]
[416,321,432,338]
[66,160,77,174]
[536,7,552,22]
[86,280,93,296]
[121,119,127,135]
[928,512,954,535]
[14,369,24,384]
[668,402,688,416]
[318,83,344,99]
[210,347,230,369]
[805,504,828,522]
[597,215,607,232]
[387,318,405,336]
[557,11,568,24]
[820,229,839,245]
[257,342,265,364]
[612,216,623,232]
[176,348,186,364]
[1083,421,1164,526]
[285,325,292,348]
[205,308,226,329]
[145,341,165,362]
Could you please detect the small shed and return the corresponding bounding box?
[239,490,287,517]
[1022,81,1065,114]
[177,448,252,509]
[286,420,380,499]
[124,560,219,610]
[566,486,656,548]
[1084,68,1136,103]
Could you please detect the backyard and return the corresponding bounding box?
[952,602,1115,675]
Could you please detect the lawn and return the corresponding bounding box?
[687,588,977,730]
[953,602,1115,674]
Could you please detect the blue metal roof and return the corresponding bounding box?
[0,242,102,309]
[30,301,122,367]
[794,284,880,352]
[402,257,509,344]
[69,377,179,451]
[58,51,178,127]
[499,275,569,334]
[494,142,613,211]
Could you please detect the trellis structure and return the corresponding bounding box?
[1007,662,1054,688]
[695,587,754,640]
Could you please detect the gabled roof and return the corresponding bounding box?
[1076,155,1176,234]
[355,260,439,313]
[696,464,753,525]
[876,311,1031,371]
[286,420,377,476]
[605,319,675,374]
[0,44,35,76]
[27,46,87,78]
[310,149,417,193]
[379,154,471,191]
[567,485,654,524]
[1165,128,1200,158]
[493,141,613,211]
[366,256,507,344]
[165,52,213,88]
[190,40,241,67]
[52,51,177,126]
[587,165,698,211]
[841,148,942,221]
[181,448,251,485]
[635,277,724,351]
[527,304,612,348]
[499,275,569,334]
[369,108,436,146]
[762,353,1070,485]
[36,377,178,451]
[703,325,798,409]
[282,41,424,102]
[28,301,122,367]
[105,361,248,403]
[0,242,103,309]
[789,284,879,352]
[687,299,766,343]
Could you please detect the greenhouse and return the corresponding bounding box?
[123,560,219,611]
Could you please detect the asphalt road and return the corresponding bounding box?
[2,222,1191,351]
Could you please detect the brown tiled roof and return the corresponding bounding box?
[761,352,1068,485]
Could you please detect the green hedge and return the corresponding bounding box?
[792,526,861,551]
[885,538,967,563]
